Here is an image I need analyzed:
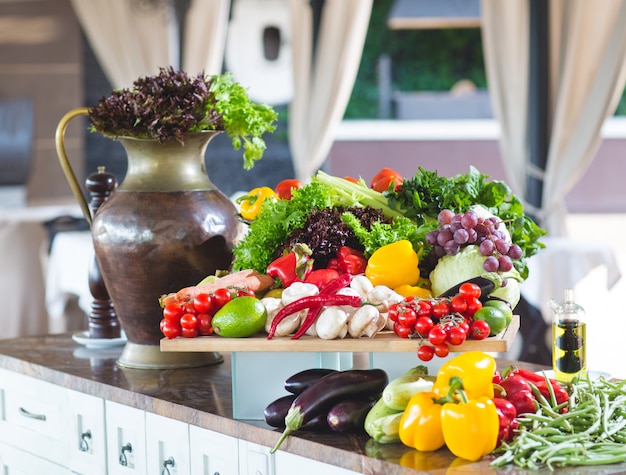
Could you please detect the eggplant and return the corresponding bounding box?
[440,276,495,301]
[284,368,338,395]
[264,394,296,428]
[326,398,375,433]
[270,368,388,453]
[264,394,328,430]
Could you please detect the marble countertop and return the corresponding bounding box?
[0,334,622,475]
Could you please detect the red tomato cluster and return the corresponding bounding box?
[388,282,492,361]
[160,287,255,339]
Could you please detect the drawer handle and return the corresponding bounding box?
[119,442,132,466]
[18,407,46,421]
[80,430,92,452]
[162,456,175,475]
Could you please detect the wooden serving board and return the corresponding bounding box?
[161,315,519,353]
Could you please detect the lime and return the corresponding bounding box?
[473,306,507,336]
[212,296,267,338]
[484,299,514,326]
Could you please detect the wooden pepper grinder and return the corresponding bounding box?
[86,166,121,339]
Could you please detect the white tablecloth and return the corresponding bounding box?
[520,236,622,322]
[0,203,83,337]
[45,230,93,324]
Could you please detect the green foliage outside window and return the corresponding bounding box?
[344,0,626,118]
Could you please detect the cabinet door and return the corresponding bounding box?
[275,451,361,475]
[105,400,147,474]
[67,389,107,475]
[189,425,239,475]
[238,441,275,475]
[145,412,190,475]
[0,368,69,467]
[0,441,73,475]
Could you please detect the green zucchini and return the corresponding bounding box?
[363,397,403,444]
[381,366,435,411]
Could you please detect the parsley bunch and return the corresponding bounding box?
[88,67,277,169]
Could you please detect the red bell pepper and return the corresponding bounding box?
[304,268,341,289]
[266,243,313,288]
[336,246,367,275]
[499,374,538,416]
[493,397,517,446]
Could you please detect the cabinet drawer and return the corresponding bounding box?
[67,389,106,475]
[146,412,190,475]
[105,400,147,474]
[0,369,68,466]
[0,441,73,475]
[189,425,239,475]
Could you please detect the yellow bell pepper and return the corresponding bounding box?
[393,284,432,299]
[441,391,499,462]
[365,240,420,289]
[398,391,445,452]
[432,351,495,400]
[237,186,277,220]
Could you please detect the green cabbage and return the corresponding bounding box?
[429,246,522,308]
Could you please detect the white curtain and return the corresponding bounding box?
[481,0,626,236]
[288,0,373,181]
[70,0,230,89]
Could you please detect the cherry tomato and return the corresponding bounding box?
[160,319,181,339]
[393,321,412,339]
[464,297,483,318]
[416,300,434,318]
[388,303,400,323]
[196,313,213,335]
[162,303,184,323]
[458,318,471,336]
[193,293,213,315]
[414,316,434,336]
[432,301,451,319]
[181,326,199,338]
[370,167,404,192]
[211,288,232,309]
[274,179,303,200]
[470,320,491,340]
[180,313,198,330]
[417,345,435,362]
[449,295,468,314]
[459,282,481,300]
[428,325,447,346]
[397,307,417,328]
[447,326,467,346]
[433,344,450,358]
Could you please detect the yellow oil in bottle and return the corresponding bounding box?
[552,319,586,382]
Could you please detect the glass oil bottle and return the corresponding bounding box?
[550,289,587,382]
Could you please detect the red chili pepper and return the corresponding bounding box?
[492,369,504,385]
[336,246,367,275]
[290,274,353,340]
[500,374,538,415]
[266,244,313,287]
[268,293,361,340]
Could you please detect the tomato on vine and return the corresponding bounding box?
[417,345,435,362]
[428,325,447,346]
[459,282,482,300]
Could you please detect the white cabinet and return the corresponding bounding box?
[275,451,361,475]
[0,369,69,467]
[67,389,107,475]
[189,425,239,475]
[105,400,147,474]
[146,412,190,475]
[239,441,275,475]
[0,441,74,475]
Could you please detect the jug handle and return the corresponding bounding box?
[55,107,93,227]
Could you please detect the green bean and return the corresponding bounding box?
[491,375,626,470]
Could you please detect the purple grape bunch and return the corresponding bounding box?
[426,209,523,273]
